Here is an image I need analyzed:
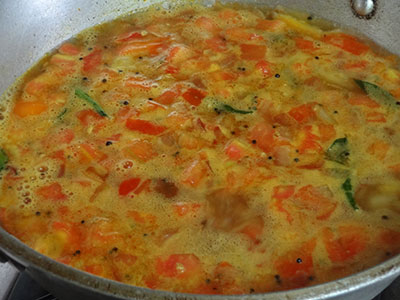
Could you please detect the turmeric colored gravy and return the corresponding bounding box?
[0,2,400,295]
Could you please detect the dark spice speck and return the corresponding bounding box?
[296,258,302,263]
[106,141,113,146]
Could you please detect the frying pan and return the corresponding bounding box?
[1,0,400,299]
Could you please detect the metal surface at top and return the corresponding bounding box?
[1,0,400,300]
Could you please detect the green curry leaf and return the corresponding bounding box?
[216,104,253,115]
[342,178,358,210]
[0,149,9,172]
[325,137,349,165]
[75,89,109,117]
[354,79,398,108]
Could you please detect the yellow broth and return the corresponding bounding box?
[0,1,400,295]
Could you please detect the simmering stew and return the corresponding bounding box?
[0,1,400,295]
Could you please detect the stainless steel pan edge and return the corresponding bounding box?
[1,0,400,299]
[1,226,399,300]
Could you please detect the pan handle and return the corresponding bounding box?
[0,249,26,271]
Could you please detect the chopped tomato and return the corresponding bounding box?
[119,178,141,196]
[318,124,336,142]
[323,33,369,56]
[240,44,266,61]
[127,210,156,224]
[256,60,273,77]
[77,109,104,126]
[79,143,107,162]
[344,60,368,69]
[240,216,264,243]
[165,66,179,74]
[274,239,316,288]
[205,37,227,52]
[379,229,400,254]
[323,225,368,263]
[43,129,75,148]
[256,19,284,31]
[124,139,158,161]
[126,119,166,135]
[156,254,203,278]
[195,17,220,34]
[209,71,238,82]
[225,28,263,42]
[36,183,66,201]
[181,159,208,187]
[83,49,102,72]
[298,126,323,154]
[273,185,296,200]
[367,140,390,160]
[156,90,178,105]
[182,88,206,106]
[134,179,151,195]
[224,141,244,161]
[348,94,380,108]
[288,103,316,123]
[272,185,295,224]
[294,37,317,52]
[293,185,337,220]
[249,122,275,153]
[13,101,48,117]
[52,221,83,252]
[59,43,80,55]
[116,31,143,43]
[366,112,386,123]
[118,38,166,56]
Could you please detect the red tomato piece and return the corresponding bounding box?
[124,139,158,162]
[348,94,380,108]
[36,183,67,201]
[116,31,143,43]
[126,119,166,135]
[224,141,244,161]
[77,109,104,126]
[275,239,316,288]
[272,185,295,224]
[156,254,202,278]
[181,159,208,187]
[205,37,227,52]
[323,226,368,263]
[293,185,337,220]
[318,124,336,142]
[165,65,179,74]
[59,43,80,55]
[366,112,386,123]
[83,49,102,72]
[240,216,264,243]
[156,90,178,105]
[119,178,141,196]
[298,126,323,154]
[240,44,266,61]
[256,60,273,77]
[288,103,316,124]
[294,37,317,51]
[127,210,156,224]
[323,33,369,56]
[195,17,220,34]
[182,88,206,106]
[249,122,275,153]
